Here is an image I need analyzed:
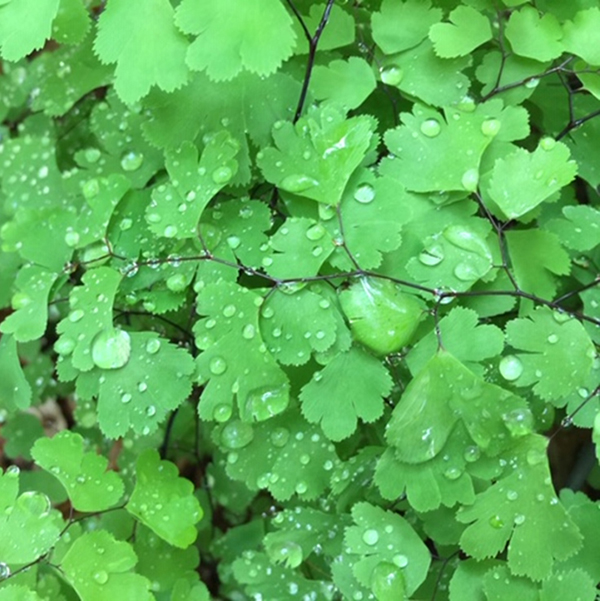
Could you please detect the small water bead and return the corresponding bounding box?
[547,334,558,344]
[420,119,441,137]
[213,403,232,422]
[226,235,241,250]
[163,225,178,238]
[418,244,444,266]
[463,445,481,463]
[146,405,156,417]
[145,338,161,355]
[65,230,80,247]
[69,309,84,323]
[503,408,533,437]
[221,420,254,449]
[120,218,133,231]
[146,212,161,223]
[526,448,546,466]
[138,382,148,392]
[380,65,403,86]
[481,118,501,137]
[242,324,256,340]
[223,304,236,317]
[270,427,290,447]
[443,466,462,480]
[506,490,518,501]
[524,77,539,89]
[6,465,20,477]
[82,178,100,199]
[121,393,132,404]
[280,174,319,193]
[540,136,556,151]
[120,151,144,171]
[91,329,131,370]
[306,223,326,241]
[93,570,109,584]
[54,336,75,356]
[319,204,336,221]
[461,168,479,192]
[270,541,303,568]
[362,529,379,545]
[354,183,376,204]
[499,355,523,381]
[514,514,526,525]
[393,554,408,568]
[295,481,308,494]
[489,515,505,529]
[454,262,480,281]
[209,356,228,375]
[212,166,233,184]
[84,148,101,163]
[553,310,571,323]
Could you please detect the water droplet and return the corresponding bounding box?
[306,223,326,241]
[226,235,241,250]
[146,405,156,417]
[270,426,290,447]
[481,118,501,137]
[0,562,11,580]
[212,166,233,184]
[209,356,227,375]
[514,514,526,525]
[120,151,143,171]
[280,174,319,193]
[221,420,254,449]
[93,570,109,584]
[69,309,84,322]
[163,225,178,238]
[370,562,405,600]
[145,338,161,355]
[166,274,187,292]
[213,403,232,422]
[270,541,303,569]
[246,384,289,421]
[242,324,256,340]
[553,310,571,323]
[547,334,558,344]
[503,408,533,437]
[380,65,403,86]
[463,445,480,463]
[138,382,148,393]
[91,329,131,370]
[418,244,444,266]
[362,529,379,545]
[393,554,408,568]
[121,393,132,404]
[525,77,539,89]
[526,448,546,466]
[120,218,132,231]
[17,491,51,516]
[457,95,476,112]
[354,183,376,203]
[54,336,75,356]
[6,465,20,477]
[295,481,308,494]
[461,168,479,192]
[82,178,100,199]
[488,515,505,529]
[84,148,101,163]
[539,136,556,151]
[65,230,80,247]
[223,304,236,317]
[506,490,518,501]
[454,262,479,281]
[499,355,523,381]
[420,119,441,137]
[443,466,462,480]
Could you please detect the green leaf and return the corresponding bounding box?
[457,436,582,580]
[562,8,600,66]
[0,265,57,342]
[429,5,492,58]
[504,307,595,402]
[94,0,189,104]
[175,0,296,80]
[147,135,239,240]
[60,530,153,601]
[257,105,376,205]
[487,138,577,219]
[0,586,43,601]
[1,413,44,461]
[345,502,431,595]
[0,468,62,564]
[31,430,124,512]
[545,205,600,251]
[482,565,539,601]
[0,0,59,61]
[372,0,442,54]
[505,229,571,298]
[51,0,90,45]
[540,569,596,601]
[55,267,122,372]
[194,282,290,422]
[300,346,393,441]
[406,307,504,376]
[90,333,194,438]
[127,450,202,548]
[311,57,376,111]
[0,335,32,412]
[504,6,563,61]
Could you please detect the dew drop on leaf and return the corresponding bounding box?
[488,515,505,529]
[163,225,178,238]
[54,337,75,356]
[502,408,533,437]
[506,490,518,501]
[547,334,558,344]
[420,119,441,137]
[68,309,84,322]
[270,541,303,568]
[370,561,406,600]
[514,514,526,525]
[242,324,256,340]
[453,262,480,281]
[226,235,241,249]
[380,65,403,86]
[540,136,556,151]
[526,448,546,466]
[120,151,144,171]
[17,491,51,516]
[480,118,501,137]
[354,183,376,204]
[91,329,131,370]
[463,445,480,463]
[6,465,20,477]
[64,230,80,247]
[499,355,523,381]
[145,338,161,355]
[212,166,233,184]
[362,528,379,545]
[223,304,236,317]
[418,244,445,266]
[93,570,109,584]
[213,403,232,423]
[82,178,100,199]
[280,174,319,193]
[270,426,290,447]
[443,466,462,480]
[221,420,254,449]
[166,274,187,292]
[305,223,326,241]
[84,148,101,163]
[121,393,132,404]
[209,356,227,375]
[461,168,479,192]
[0,562,11,580]
[295,481,308,494]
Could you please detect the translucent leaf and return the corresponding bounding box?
[504,307,595,402]
[257,105,376,205]
[60,530,153,600]
[31,430,124,512]
[0,468,62,564]
[89,333,194,438]
[0,265,57,342]
[126,450,203,548]
[0,0,59,61]
[51,0,90,45]
[487,139,577,219]
[175,0,295,80]
[261,287,338,366]
[264,217,335,278]
[504,6,563,61]
[378,40,470,106]
[194,282,289,422]
[545,205,600,252]
[505,229,570,298]
[457,435,582,580]
[221,408,339,501]
[0,335,32,412]
[55,267,122,372]
[311,57,376,111]
[406,307,504,376]
[300,346,393,441]
[345,502,431,595]
[429,6,492,58]
[387,352,533,463]
[94,0,189,104]
[562,8,600,66]
[372,0,442,54]
[2,413,44,461]
[147,135,239,240]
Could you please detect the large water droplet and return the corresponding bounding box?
[213,403,232,422]
[488,515,505,529]
[540,136,556,151]
[65,230,80,247]
[163,225,178,238]
[84,148,101,163]
[370,562,406,600]
[503,408,533,437]
[454,262,480,281]
[499,355,523,381]
[166,274,187,292]
[270,541,303,569]
[280,174,319,193]
[463,445,481,463]
[93,570,109,584]
[145,338,161,355]
[246,384,289,421]
[212,166,233,184]
[354,183,376,203]
[270,426,290,447]
[481,118,501,137]
[209,356,227,375]
[380,65,403,86]
[69,309,84,322]
[17,491,51,516]
[226,235,241,250]
[120,151,143,172]
[362,529,379,545]
[221,420,254,449]
[443,225,491,258]
[306,223,326,241]
[82,178,100,199]
[54,337,75,356]
[420,119,441,137]
[91,329,131,370]
[418,244,444,266]
[461,168,479,192]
